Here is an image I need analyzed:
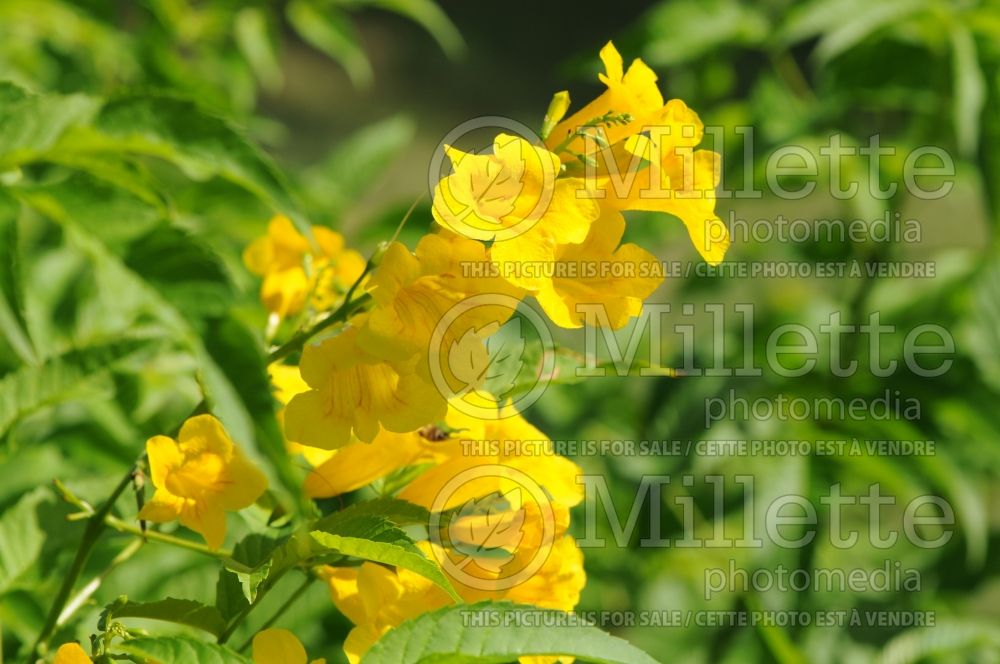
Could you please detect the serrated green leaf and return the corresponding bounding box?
[0,488,48,595]
[118,635,252,664]
[361,601,661,664]
[13,172,162,249]
[482,318,525,400]
[45,92,306,234]
[324,498,431,526]
[312,513,460,601]
[0,82,99,168]
[0,190,36,364]
[216,568,249,624]
[100,597,226,637]
[0,336,156,437]
[226,533,280,604]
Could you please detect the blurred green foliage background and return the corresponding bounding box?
[1,0,1000,662]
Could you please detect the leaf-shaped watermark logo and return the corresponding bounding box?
[427,464,558,592]
[483,318,526,400]
[429,294,555,419]
[449,489,526,574]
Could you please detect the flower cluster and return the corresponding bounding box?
[260,40,725,663]
[50,41,726,664]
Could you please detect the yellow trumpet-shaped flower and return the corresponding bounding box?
[53,644,91,664]
[303,429,431,498]
[357,233,522,363]
[432,134,562,241]
[432,135,600,292]
[136,414,268,550]
[399,400,584,511]
[252,628,326,664]
[243,215,365,318]
[546,41,665,159]
[269,363,336,467]
[283,324,447,449]
[543,41,730,266]
[533,205,663,329]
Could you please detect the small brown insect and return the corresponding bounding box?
[418,424,451,442]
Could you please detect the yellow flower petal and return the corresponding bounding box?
[139,415,267,549]
[252,628,308,664]
[54,643,91,664]
[534,207,662,329]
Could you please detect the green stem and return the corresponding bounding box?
[236,573,317,653]
[57,538,145,630]
[104,515,235,561]
[217,567,292,645]
[29,463,138,662]
[267,292,371,364]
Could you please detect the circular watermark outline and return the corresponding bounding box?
[427,116,557,243]
[427,463,557,592]
[427,293,555,419]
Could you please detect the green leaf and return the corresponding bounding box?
[0,82,99,168]
[13,172,162,249]
[118,636,252,664]
[226,533,280,604]
[360,601,661,664]
[235,7,284,91]
[321,498,431,526]
[813,0,930,65]
[0,191,36,364]
[362,0,465,58]
[287,1,374,88]
[0,336,156,437]
[50,93,306,233]
[950,24,986,158]
[100,596,227,637]
[0,488,48,595]
[312,513,460,601]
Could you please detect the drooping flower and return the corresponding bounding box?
[545,42,665,158]
[357,232,522,362]
[543,42,730,266]
[243,215,365,318]
[533,205,663,329]
[136,414,268,549]
[303,428,433,498]
[252,628,326,664]
[398,400,584,510]
[283,323,447,449]
[53,644,91,664]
